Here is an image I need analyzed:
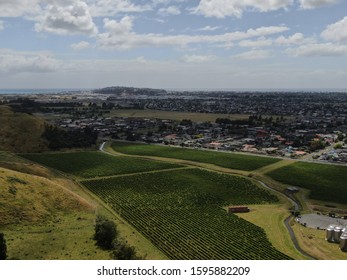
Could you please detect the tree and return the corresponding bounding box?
[310,140,325,151]
[42,124,98,150]
[94,216,118,249]
[0,232,7,260]
[337,133,344,141]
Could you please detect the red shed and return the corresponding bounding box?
[228,206,250,213]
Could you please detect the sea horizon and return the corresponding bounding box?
[0,87,347,95]
[0,88,93,95]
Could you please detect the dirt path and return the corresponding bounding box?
[80,166,194,182]
[253,159,295,175]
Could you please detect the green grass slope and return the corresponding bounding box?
[0,168,90,225]
[0,167,110,260]
[0,106,47,153]
[266,162,347,205]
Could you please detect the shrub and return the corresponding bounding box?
[94,216,118,250]
[112,243,139,260]
[0,233,7,260]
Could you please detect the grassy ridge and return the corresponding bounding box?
[0,166,111,260]
[266,162,347,205]
[0,167,90,225]
[21,151,183,178]
[83,168,290,260]
[0,106,47,153]
[111,142,281,171]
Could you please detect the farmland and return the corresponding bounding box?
[82,168,290,260]
[111,142,281,171]
[266,162,347,205]
[107,109,249,123]
[19,146,347,260]
[21,152,183,179]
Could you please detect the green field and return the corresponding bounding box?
[108,109,249,123]
[266,162,347,205]
[21,151,183,179]
[82,168,290,260]
[111,142,281,171]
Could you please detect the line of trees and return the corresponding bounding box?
[42,124,98,150]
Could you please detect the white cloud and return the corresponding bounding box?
[103,16,134,35]
[321,16,347,42]
[0,0,41,17]
[181,54,216,63]
[151,0,185,6]
[245,0,294,11]
[192,0,293,18]
[299,0,339,9]
[0,21,4,31]
[86,0,150,17]
[71,41,91,50]
[151,0,170,5]
[239,37,272,48]
[0,0,150,18]
[192,0,243,18]
[35,1,98,35]
[276,33,304,45]
[238,33,314,49]
[134,56,148,64]
[198,25,222,32]
[233,49,271,60]
[158,5,181,16]
[98,16,289,50]
[287,43,347,56]
[0,49,64,75]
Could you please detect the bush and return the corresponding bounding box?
[334,143,343,149]
[94,216,118,249]
[0,233,7,260]
[112,243,139,260]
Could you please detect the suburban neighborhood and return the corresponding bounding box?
[2,87,347,163]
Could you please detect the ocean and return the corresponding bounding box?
[0,88,91,95]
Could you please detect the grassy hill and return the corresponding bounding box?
[0,152,167,260]
[0,106,47,153]
[0,106,47,152]
[0,166,113,260]
[0,167,92,225]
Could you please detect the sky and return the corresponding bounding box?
[1,0,347,90]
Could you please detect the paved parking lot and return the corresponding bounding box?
[296,214,347,229]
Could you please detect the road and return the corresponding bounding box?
[257,180,315,259]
